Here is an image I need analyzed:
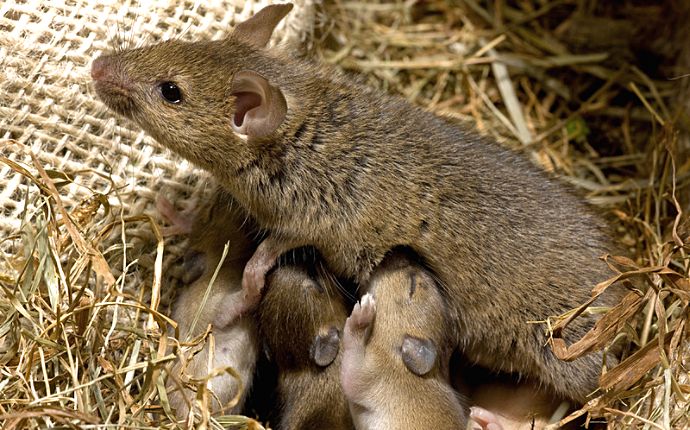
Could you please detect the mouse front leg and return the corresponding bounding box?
[340,293,376,400]
[156,196,196,237]
[240,234,307,313]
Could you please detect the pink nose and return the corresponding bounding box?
[91,55,112,81]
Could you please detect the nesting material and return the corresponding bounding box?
[1,0,689,429]
[0,0,311,428]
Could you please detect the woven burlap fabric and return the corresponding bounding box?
[0,0,314,251]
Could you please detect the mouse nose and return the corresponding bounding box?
[91,55,113,81]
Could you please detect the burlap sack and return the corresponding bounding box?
[0,0,315,250]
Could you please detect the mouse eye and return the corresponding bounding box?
[159,81,183,104]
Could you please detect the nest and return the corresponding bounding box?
[1,0,688,428]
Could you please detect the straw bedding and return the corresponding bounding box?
[0,0,687,428]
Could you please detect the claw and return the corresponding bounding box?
[352,293,376,328]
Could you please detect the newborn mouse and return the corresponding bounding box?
[468,380,569,430]
[341,250,467,429]
[92,3,624,405]
[160,187,259,419]
[453,362,572,430]
[258,258,353,430]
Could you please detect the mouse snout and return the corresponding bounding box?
[91,55,113,81]
[91,55,131,89]
[91,54,136,115]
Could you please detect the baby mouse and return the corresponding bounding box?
[468,380,568,430]
[258,258,353,430]
[341,249,467,429]
[159,187,259,419]
[92,3,624,407]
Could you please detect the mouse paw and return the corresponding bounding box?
[240,240,279,313]
[156,196,195,237]
[341,294,376,399]
[346,293,377,334]
[470,407,504,430]
[239,267,265,316]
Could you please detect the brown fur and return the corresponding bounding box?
[93,5,624,403]
[341,250,466,429]
[162,187,260,418]
[259,262,353,430]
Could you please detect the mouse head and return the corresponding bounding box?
[368,250,449,328]
[260,264,349,370]
[91,4,293,170]
[366,250,455,378]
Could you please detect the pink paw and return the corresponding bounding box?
[470,407,504,430]
[213,244,277,327]
[240,263,264,313]
[156,196,195,237]
[239,241,279,314]
[341,294,376,398]
[346,293,376,334]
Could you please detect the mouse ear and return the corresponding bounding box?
[310,325,340,367]
[181,249,206,285]
[230,70,287,139]
[232,3,294,49]
[401,335,437,376]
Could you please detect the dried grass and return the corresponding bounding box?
[1,0,689,429]
[0,141,264,428]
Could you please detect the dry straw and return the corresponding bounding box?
[0,0,312,428]
[1,0,689,429]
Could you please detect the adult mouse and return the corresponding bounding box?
[92,3,624,411]
[159,187,259,419]
[258,258,353,430]
[341,250,467,429]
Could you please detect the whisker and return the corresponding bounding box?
[113,12,123,52]
[117,4,127,51]
[325,266,357,303]
[128,4,140,51]
[176,14,195,42]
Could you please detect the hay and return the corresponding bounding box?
[1,0,689,428]
[0,0,312,428]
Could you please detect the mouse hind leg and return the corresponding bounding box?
[485,317,611,405]
[463,301,617,405]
